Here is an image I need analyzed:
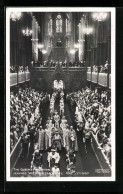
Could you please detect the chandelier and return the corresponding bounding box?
[10,12,22,21]
[42,49,47,54]
[92,12,108,21]
[74,43,79,49]
[22,28,32,36]
[31,38,39,42]
[70,49,76,54]
[83,27,93,35]
[38,44,44,49]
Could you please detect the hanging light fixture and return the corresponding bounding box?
[70,49,76,54]
[10,12,22,21]
[83,27,93,35]
[92,12,108,21]
[42,49,47,54]
[22,28,32,36]
[38,44,44,49]
[74,43,79,49]
[31,38,39,42]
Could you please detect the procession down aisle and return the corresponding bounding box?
[12,94,104,177]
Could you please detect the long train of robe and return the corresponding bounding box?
[45,128,51,150]
[60,123,68,147]
[65,130,78,152]
[37,130,45,150]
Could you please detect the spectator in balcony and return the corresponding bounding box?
[92,65,98,72]
[100,65,105,73]
[10,66,16,73]
[104,60,109,73]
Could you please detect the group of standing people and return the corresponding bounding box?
[10,88,50,153]
[67,87,111,164]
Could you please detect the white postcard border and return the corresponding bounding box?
[6,7,116,181]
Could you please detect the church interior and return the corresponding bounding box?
[9,11,111,177]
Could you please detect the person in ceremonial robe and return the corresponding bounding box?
[61,115,67,124]
[47,149,60,168]
[24,122,28,133]
[48,119,54,130]
[60,102,64,117]
[35,105,39,118]
[51,164,60,177]
[51,131,63,151]
[50,100,55,119]
[51,126,63,137]
[60,120,68,147]
[37,126,45,151]
[31,149,43,176]
[64,126,70,150]
[66,126,78,152]
[45,125,52,150]
[54,112,60,128]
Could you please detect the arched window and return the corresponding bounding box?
[48,17,53,36]
[66,18,70,35]
[56,14,62,33]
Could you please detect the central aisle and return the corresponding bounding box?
[54,97,84,176]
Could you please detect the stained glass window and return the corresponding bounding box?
[56,14,62,33]
[48,17,53,36]
[66,18,68,34]
[66,18,70,35]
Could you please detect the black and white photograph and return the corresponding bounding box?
[6,7,115,181]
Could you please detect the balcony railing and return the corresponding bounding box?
[109,74,111,89]
[26,72,30,81]
[87,67,91,72]
[98,73,107,87]
[87,72,91,81]
[31,66,86,71]
[18,72,26,83]
[10,73,17,86]
[10,72,30,87]
[92,72,98,83]
[87,71,111,88]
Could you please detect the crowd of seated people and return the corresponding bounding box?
[10,87,49,153]
[10,66,30,73]
[66,87,111,165]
